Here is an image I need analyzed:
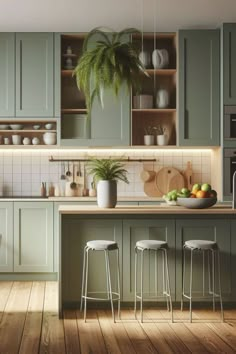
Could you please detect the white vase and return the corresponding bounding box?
[139,51,151,68]
[97,180,117,208]
[144,135,155,146]
[156,89,169,108]
[157,134,168,146]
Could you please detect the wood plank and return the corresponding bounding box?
[19,282,45,354]
[76,309,107,354]
[97,310,123,354]
[0,281,32,354]
[0,281,13,319]
[121,309,158,354]
[63,310,81,354]
[145,309,191,354]
[39,281,66,354]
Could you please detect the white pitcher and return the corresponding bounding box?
[156,89,169,108]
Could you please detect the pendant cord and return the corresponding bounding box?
[153,0,157,94]
[141,0,144,54]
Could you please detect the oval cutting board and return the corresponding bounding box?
[155,167,185,195]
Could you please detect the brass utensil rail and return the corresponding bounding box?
[49,156,157,163]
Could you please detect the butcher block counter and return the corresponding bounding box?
[58,204,236,317]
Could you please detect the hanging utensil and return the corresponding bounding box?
[66,161,71,177]
[60,162,66,180]
[82,163,88,196]
[77,161,82,177]
[70,163,77,189]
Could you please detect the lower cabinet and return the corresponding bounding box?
[122,219,175,301]
[14,202,54,272]
[176,219,234,302]
[0,202,14,272]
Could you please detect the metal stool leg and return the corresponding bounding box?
[217,249,224,322]
[80,245,87,312]
[164,249,173,322]
[181,246,186,311]
[162,250,169,311]
[203,250,205,296]
[84,248,89,322]
[134,247,138,319]
[106,250,115,322]
[140,249,144,323]
[212,249,215,311]
[189,249,193,323]
[117,248,121,320]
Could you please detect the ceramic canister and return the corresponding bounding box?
[156,89,169,108]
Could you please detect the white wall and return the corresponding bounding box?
[0,0,236,32]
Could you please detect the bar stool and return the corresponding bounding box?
[181,240,224,322]
[80,240,120,322]
[134,240,173,322]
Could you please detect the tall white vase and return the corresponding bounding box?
[97,180,117,208]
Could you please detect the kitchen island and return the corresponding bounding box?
[58,204,236,317]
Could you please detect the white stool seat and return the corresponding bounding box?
[136,240,168,250]
[184,240,218,250]
[86,240,118,251]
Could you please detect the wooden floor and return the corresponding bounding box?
[0,282,236,354]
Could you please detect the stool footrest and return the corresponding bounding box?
[82,292,120,302]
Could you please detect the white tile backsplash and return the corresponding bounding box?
[0,150,212,197]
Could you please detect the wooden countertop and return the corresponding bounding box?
[59,204,236,215]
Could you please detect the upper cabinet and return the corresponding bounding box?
[56,33,130,146]
[223,24,236,105]
[15,33,54,117]
[178,30,220,146]
[0,33,15,117]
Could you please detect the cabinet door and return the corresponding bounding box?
[179,30,220,146]
[14,202,53,272]
[176,219,232,301]
[123,219,175,301]
[223,24,236,105]
[0,33,15,117]
[0,202,13,272]
[15,33,54,117]
[61,218,122,303]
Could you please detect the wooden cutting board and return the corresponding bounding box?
[155,167,185,195]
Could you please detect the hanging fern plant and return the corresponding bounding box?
[73,27,148,113]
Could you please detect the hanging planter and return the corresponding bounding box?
[73,27,149,113]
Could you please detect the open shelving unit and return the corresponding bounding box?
[131,32,177,147]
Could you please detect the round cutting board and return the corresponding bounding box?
[155,167,185,195]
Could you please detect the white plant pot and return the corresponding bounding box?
[97,180,117,208]
[157,134,168,146]
[144,135,155,146]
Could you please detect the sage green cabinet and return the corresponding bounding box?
[15,33,54,117]
[122,219,176,301]
[223,24,236,104]
[61,217,122,303]
[14,202,53,272]
[0,202,13,272]
[56,33,130,146]
[0,33,15,117]
[176,219,233,301]
[179,30,220,146]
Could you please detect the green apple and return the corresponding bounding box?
[201,183,212,192]
[192,183,201,191]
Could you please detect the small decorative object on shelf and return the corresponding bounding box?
[133,94,153,109]
[156,89,169,108]
[139,51,151,68]
[156,125,168,146]
[66,46,72,55]
[32,137,40,145]
[12,135,21,145]
[23,137,31,145]
[144,125,156,145]
[152,48,169,69]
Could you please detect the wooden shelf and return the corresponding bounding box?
[145,69,176,75]
[133,33,176,40]
[0,130,57,133]
[61,70,74,76]
[62,108,87,114]
[132,108,176,113]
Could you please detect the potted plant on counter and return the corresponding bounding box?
[73,27,149,113]
[87,158,129,208]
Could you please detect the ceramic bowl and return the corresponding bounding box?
[45,123,53,130]
[177,197,217,209]
[0,124,9,130]
[33,124,41,130]
[9,124,24,130]
[43,132,56,145]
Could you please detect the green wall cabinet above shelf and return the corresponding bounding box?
[178,30,220,146]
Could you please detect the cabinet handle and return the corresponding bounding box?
[20,40,23,110]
